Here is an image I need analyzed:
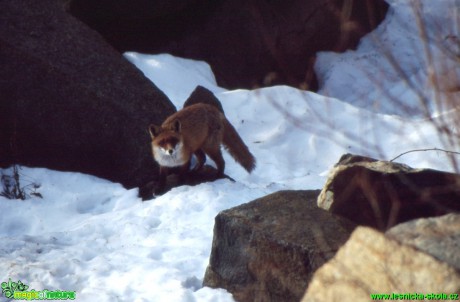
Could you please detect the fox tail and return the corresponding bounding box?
[222,119,256,173]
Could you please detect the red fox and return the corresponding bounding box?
[149,103,256,190]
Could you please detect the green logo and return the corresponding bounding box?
[1,279,76,300]
[1,279,29,298]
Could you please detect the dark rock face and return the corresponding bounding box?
[0,0,176,188]
[203,190,356,302]
[318,154,460,230]
[182,85,224,113]
[69,0,388,89]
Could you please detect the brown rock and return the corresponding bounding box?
[302,227,460,302]
[318,154,460,230]
[386,213,460,270]
[203,190,356,302]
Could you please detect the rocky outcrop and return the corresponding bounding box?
[203,190,356,302]
[203,154,460,301]
[386,213,460,270]
[317,154,460,230]
[203,155,460,301]
[69,0,388,89]
[0,0,175,188]
[301,226,460,302]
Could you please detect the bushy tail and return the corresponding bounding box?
[222,119,256,173]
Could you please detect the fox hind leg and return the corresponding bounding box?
[204,147,225,178]
[192,149,206,171]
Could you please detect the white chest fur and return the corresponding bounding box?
[152,142,188,167]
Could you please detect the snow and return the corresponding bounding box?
[315,0,460,116]
[124,53,226,105]
[1,1,459,301]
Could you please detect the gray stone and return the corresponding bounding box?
[203,190,356,302]
[386,213,460,270]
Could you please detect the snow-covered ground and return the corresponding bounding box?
[316,0,460,116]
[1,1,459,301]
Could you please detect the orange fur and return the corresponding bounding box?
[149,103,255,187]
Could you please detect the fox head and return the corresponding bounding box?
[148,120,187,167]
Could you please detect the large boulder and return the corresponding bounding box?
[386,213,460,270]
[318,154,460,230]
[0,0,176,188]
[69,0,388,89]
[203,190,356,302]
[302,226,460,302]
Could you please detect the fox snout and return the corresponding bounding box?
[162,145,176,156]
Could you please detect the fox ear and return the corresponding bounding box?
[148,124,161,138]
[173,120,181,132]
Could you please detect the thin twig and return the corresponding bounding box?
[390,147,460,162]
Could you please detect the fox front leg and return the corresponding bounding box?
[177,160,191,184]
[154,166,169,195]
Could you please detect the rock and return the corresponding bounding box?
[203,190,356,302]
[386,213,460,270]
[317,154,460,230]
[0,0,176,188]
[69,0,388,89]
[301,227,460,302]
[139,165,234,201]
[183,85,224,113]
[332,153,377,166]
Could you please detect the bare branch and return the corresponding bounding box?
[390,148,460,162]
